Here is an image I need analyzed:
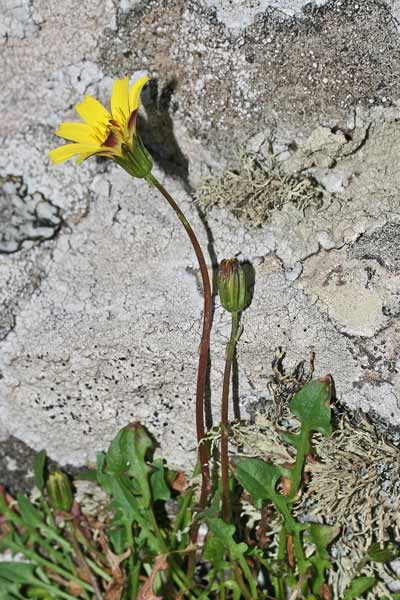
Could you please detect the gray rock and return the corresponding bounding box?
[0,0,400,476]
[0,175,62,254]
[204,0,330,31]
[349,223,400,272]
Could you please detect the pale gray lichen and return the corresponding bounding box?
[197,151,323,225]
[303,417,400,541]
[300,416,400,595]
[329,531,397,599]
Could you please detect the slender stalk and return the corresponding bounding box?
[276,527,287,597]
[233,563,253,600]
[147,173,212,509]
[129,560,140,599]
[171,490,193,548]
[292,530,308,576]
[288,427,310,499]
[221,311,239,522]
[238,554,258,598]
[219,571,226,600]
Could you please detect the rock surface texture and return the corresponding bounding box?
[1,0,399,480]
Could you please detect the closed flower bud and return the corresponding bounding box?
[217,258,249,313]
[47,471,73,512]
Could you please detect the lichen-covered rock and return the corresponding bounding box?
[0,175,62,253]
[0,0,399,478]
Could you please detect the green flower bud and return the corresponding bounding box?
[217,258,249,313]
[47,471,73,512]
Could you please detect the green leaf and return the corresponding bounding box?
[203,536,229,570]
[282,431,301,449]
[74,469,97,482]
[206,518,248,561]
[96,452,113,495]
[0,561,35,584]
[308,523,340,595]
[290,377,332,436]
[235,457,299,533]
[26,588,53,599]
[106,424,154,475]
[367,542,400,563]
[33,450,46,493]
[344,576,376,599]
[150,460,171,502]
[106,426,154,507]
[110,475,141,523]
[0,579,23,600]
[105,430,128,475]
[235,458,281,508]
[108,524,130,554]
[17,495,44,529]
[223,579,243,600]
[121,426,153,473]
[309,523,340,558]
[110,474,162,554]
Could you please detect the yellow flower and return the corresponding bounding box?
[49,75,153,178]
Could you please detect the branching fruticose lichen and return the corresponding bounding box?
[303,416,400,597]
[197,151,323,225]
[303,417,400,541]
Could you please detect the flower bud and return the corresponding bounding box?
[47,471,73,512]
[217,258,249,313]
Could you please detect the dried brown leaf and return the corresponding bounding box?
[105,579,125,600]
[171,471,187,492]
[287,535,295,570]
[137,555,168,600]
[280,476,292,497]
[320,583,333,600]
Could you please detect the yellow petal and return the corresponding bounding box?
[129,75,150,112]
[111,76,130,124]
[76,147,118,163]
[55,122,99,144]
[49,143,101,165]
[75,96,112,127]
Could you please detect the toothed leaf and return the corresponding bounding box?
[290,378,332,436]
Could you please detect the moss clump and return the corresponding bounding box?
[197,151,323,225]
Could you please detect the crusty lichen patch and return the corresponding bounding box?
[0,175,62,253]
[197,151,323,225]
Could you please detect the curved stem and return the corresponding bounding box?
[146,173,212,508]
[221,311,239,522]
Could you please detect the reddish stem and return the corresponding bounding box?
[148,174,212,506]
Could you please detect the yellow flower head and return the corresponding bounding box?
[49,75,153,178]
